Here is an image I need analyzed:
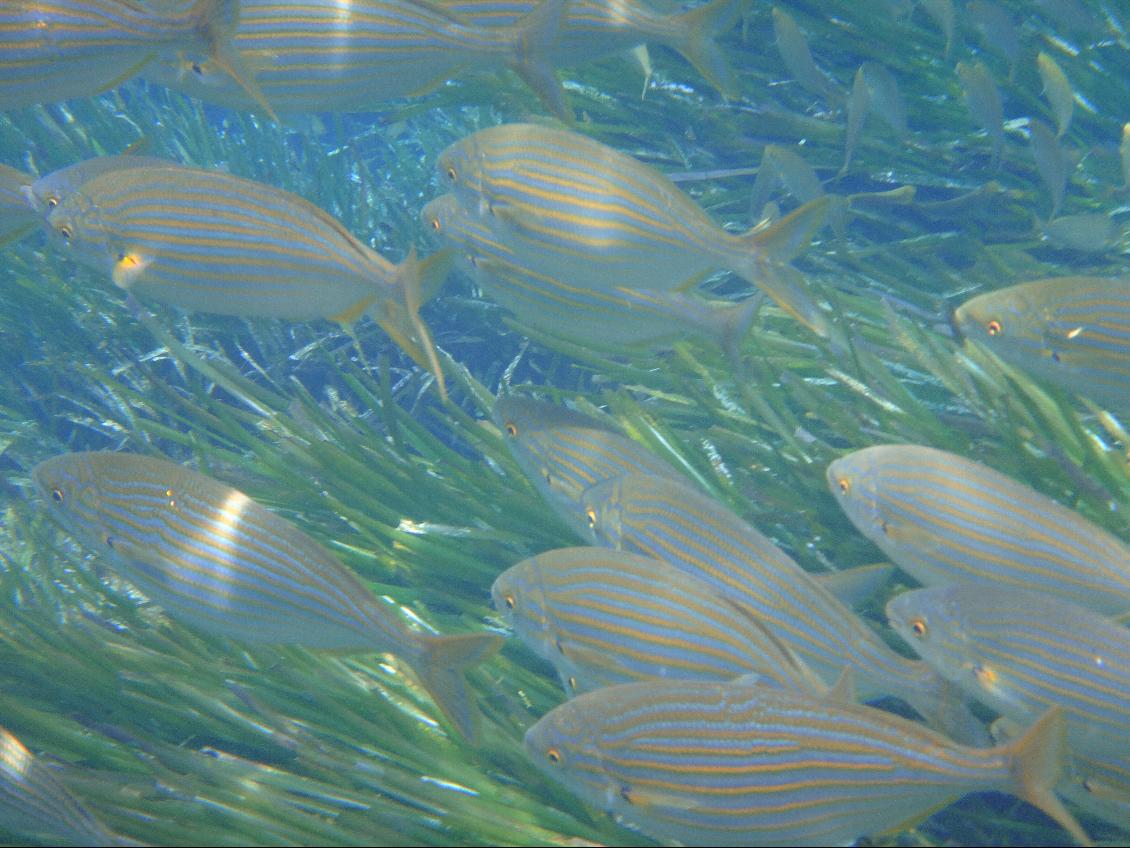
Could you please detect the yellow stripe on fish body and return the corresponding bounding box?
[494,547,828,696]
[24,155,177,215]
[828,444,1130,616]
[32,452,501,741]
[953,276,1130,415]
[580,471,988,745]
[888,584,1130,762]
[46,162,446,394]
[525,680,1089,847]
[141,0,570,118]
[437,123,831,336]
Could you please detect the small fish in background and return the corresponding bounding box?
[438,124,832,338]
[141,0,574,121]
[44,162,449,397]
[524,679,1090,847]
[1037,51,1074,138]
[771,7,842,106]
[0,0,274,118]
[0,164,36,246]
[440,0,743,99]
[493,547,829,696]
[957,59,1005,170]
[0,725,122,847]
[966,0,1021,78]
[840,67,870,176]
[32,452,502,742]
[887,584,1130,761]
[1030,118,1068,218]
[827,443,1130,616]
[748,144,824,221]
[921,0,956,57]
[952,276,1130,416]
[1042,213,1121,253]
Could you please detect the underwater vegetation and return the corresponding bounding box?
[0,0,1128,845]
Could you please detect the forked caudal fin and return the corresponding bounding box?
[671,0,743,99]
[189,0,279,122]
[413,631,504,743]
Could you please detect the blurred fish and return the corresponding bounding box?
[0,0,273,117]
[142,0,573,120]
[1030,118,1067,218]
[861,61,907,136]
[748,145,823,220]
[438,124,831,336]
[827,444,1130,615]
[921,0,955,57]
[771,7,841,105]
[23,154,176,215]
[580,472,988,744]
[0,163,36,246]
[1037,51,1073,138]
[1043,214,1120,253]
[966,1,1020,74]
[957,60,1004,170]
[887,584,1130,761]
[953,276,1130,415]
[525,679,1089,847]
[32,452,501,741]
[46,163,448,396]
[424,193,760,357]
[493,547,828,696]
[840,66,870,176]
[440,0,742,97]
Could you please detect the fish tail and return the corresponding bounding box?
[369,249,451,401]
[414,632,504,743]
[731,196,830,337]
[669,0,743,98]
[188,0,278,122]
[506,0,571,123]
[1005,707,1092,846]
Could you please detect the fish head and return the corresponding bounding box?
[952,284,1043,359]
[421,194,457,242]
[491,556,554,655]
[579,478,624,548]
[45,188,121,275]
[826,449,886,542]
[885,586,976,675]
[524,697,612,807]
[436,135,486,213]
[32,453,112,555]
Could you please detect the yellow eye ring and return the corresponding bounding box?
[546,747,561,764]
[986,319,1003,336]
[585,507,597,529]
[59,225,72,240]
[504,594,515,609]
[504,422,518,437]
[910,618,928,638]
[446,167,457,182]
[46,196,58,209]
[50,488,64,503]
[430,217,441,232]
[837,477,850,495]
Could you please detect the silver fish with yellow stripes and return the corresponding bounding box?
[0,0,273,117]
[525,679,1089,847]
[46,162,448,396]
[440,0,741,97]
[953,276,1130,415]
[0,164,36,246]
[142,0,571,119]
[437,124,832,336]
[887,584,1130,761]
[827,444,1130,616]
[493,396,684,540]
[580,472,987,745]
[424,193,760,355]
[0,725,120,847]
[32,452,501,741]
[493,547,828,696]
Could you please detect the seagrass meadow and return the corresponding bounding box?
[0,0,1129,845]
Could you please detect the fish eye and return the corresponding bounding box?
[50,488,64,504]
[585,507,597,529]
[446,166,457,182]
[504,593,515,609]
[46,196,58,209]
[430,217,441,232]
[58,224,72,240]
[837,477,850,495]
[909,617,928,639]
[504,421,518,438]
[191,61,204,77]
[545,747,561,764]
[567,676,576,690]
[986,319,1003,336]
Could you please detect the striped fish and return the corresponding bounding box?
[32,452,501,741]
[437,124,832,336]
[0,0,272,117]
[493,547,828,696]
[23,155,176,215]
[0,725,119,847]
[827,444,1130,616]
[46,162,448,397]
[525,680,1089,847]
[493,396,684,540]
[424,193,760,355]
[440,0,741,96]
[140,0,571,119]
[953,276,1130,415]
[0,163,36,246]
[887,584,1130,761]
[581,472,988,745]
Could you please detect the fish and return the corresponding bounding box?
[886,584,1130,761]
[423,193,760,357]
[957,60,1004,171]
[579,471,988,745]
[141,0,572,120]
[439,0,742,97]
[1030,118,1067,218]
[493,546,828,696]
[771,7,841,105]
[0,0,273,117]
[827,443,1130,615]
[952,276,1130,415]
[1037,51,1074,138]
[0,163,36,246]
[436,123,832,337]
[22,154,177,215]
[45,162,449,397]
[32,452,502,741]
[524,679,1089,847]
